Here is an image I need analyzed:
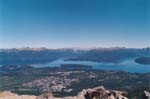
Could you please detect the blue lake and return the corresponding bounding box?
[32,58,150,73]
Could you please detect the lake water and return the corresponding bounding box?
[32,58,150,73]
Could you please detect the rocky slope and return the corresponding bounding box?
[0,91,36,99]
[0,86,129,99]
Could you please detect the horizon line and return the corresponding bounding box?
[0,46,150,50]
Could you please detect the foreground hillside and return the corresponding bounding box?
[0,65,149,99]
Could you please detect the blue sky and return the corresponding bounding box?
[0,0,149,48]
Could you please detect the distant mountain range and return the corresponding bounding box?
[0,47,150,65]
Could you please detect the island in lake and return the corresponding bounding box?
[135,57,150,65]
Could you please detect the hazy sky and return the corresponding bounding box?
[0,0,149,48]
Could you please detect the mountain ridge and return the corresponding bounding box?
[0,47,150,65]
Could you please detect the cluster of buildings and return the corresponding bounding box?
[22,71,81,92]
